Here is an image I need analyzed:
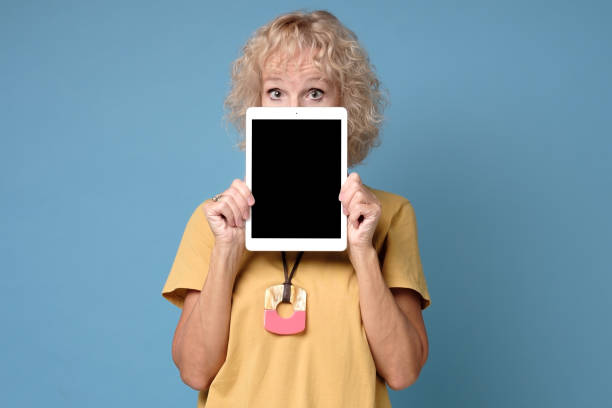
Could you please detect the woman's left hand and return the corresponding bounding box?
[339,172,382,258]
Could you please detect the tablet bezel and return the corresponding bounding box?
[245,106,347,251]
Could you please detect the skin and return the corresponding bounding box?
[171,50,429,391]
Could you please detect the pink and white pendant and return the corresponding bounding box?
[263,284,307,335]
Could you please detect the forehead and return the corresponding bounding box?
[262,49,326,77]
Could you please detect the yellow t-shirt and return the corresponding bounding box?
[162,185,431,408]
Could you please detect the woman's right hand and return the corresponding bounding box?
[203,178,255,248]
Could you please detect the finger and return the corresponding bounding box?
[224,187,250,220]
[349,199,377,217]
[348,201,377,229]
[217,194,241,227]
[349,172,362,183]
[210,198,236,228]
[348,185,378,207]
[339,172,363,200]
[346,172,361,189]
[347,204,364,229]
[353,190,373,204]
[231,178,255,206]
[346,189,378,219]
[341,184,364,213]
[222,193,244,227]
[339,172,358,198]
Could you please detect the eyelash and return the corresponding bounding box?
[266,88,325,101]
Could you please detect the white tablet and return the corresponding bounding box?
[245,107,347,251]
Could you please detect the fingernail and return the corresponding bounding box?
[249,196,255,205]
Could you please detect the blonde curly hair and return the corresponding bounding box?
[223,9,389,168]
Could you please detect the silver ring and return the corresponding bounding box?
[212,194,223,202]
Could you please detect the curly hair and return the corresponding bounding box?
[223,9,389,168]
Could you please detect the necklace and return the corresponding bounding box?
[264,251,307,335]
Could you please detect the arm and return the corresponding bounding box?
[170,179,253,390]
[171,243,243,391]
[351,247,429,390]
[339,173,429,389]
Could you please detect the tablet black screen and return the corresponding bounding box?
[252,119,341,238]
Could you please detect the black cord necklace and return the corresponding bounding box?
[263,251,307,335]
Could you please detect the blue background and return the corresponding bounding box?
[1,0,611,406]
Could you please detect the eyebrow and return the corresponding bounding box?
[263,76,330,83]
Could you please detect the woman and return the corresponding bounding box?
[162,9,431,408]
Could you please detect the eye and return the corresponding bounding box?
[308,88,324,100]
[267,88,282,100]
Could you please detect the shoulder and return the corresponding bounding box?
[179,199,216,244]
[363,184,417,250]
[185,199,210,224]
[364,184,411,205]
[364,184,414,224]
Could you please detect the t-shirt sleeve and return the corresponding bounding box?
[161,201,215,309]
[380,199,431,309]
